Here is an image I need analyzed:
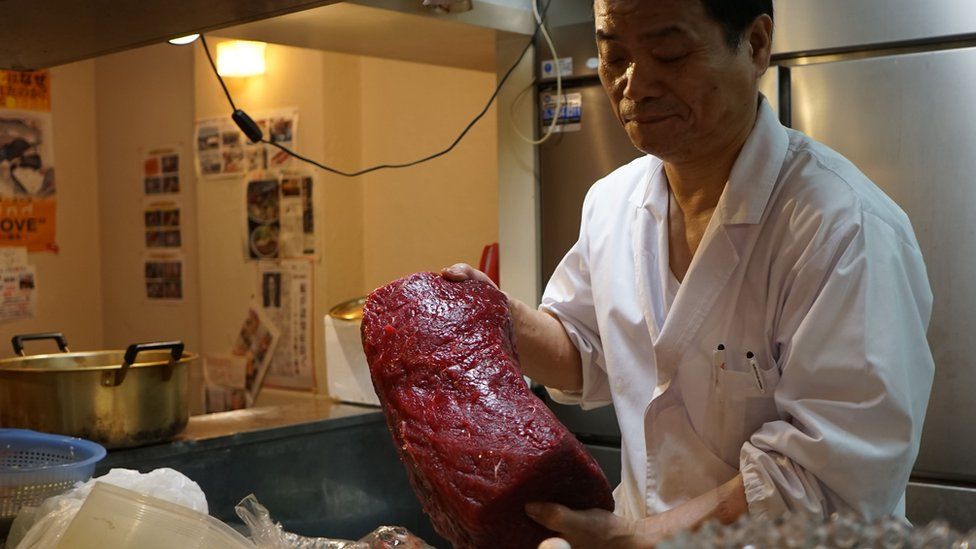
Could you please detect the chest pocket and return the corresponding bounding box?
[702,351,782,466]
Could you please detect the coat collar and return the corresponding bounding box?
[626,97,789,226]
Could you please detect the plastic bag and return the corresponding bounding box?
[235,494,432,549]
[8,467,208,549]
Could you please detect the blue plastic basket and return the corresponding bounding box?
[0,429,106,518]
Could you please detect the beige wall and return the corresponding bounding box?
[194,39,499,402]
[361,57,499,291]
[0,36,506,408]
[194,40,373,403]
[0,60,104,357]
[94,43,204,412]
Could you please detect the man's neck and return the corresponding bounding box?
[663,106,759,219]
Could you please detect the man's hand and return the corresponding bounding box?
[526,503,644,549]
[526,476,748,548]
[441,263,497,288]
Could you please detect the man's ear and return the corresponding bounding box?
[747,14,774,78]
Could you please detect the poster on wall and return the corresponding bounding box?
[0,246,35,323]
[144,253,183,301]
[230,303,281,405]
[143,145,181,195]
[257,259,314,390]
[194,108,298,179]
[244,172,314,261]
[144,198,182,249]
[0,69,57,253]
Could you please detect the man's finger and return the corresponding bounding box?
[525,503,576,531]
[440,263,471,281]
[538,537,572,549]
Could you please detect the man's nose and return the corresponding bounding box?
[623,61,666,101]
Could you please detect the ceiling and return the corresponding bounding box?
[220,2,508,73]
[0,0,344,70]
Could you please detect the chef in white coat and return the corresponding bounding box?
[444,0,934,545]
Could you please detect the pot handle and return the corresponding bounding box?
[107,341,185,387]
[12,332,70,356]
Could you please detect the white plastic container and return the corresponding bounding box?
[57,482,253,549]
[325,314,380,406]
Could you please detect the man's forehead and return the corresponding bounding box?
[594,0,706,39]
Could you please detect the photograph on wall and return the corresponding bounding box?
[0,69,57,252]
[143,145,181,195]
[257,259,314,390]
[245,177,280,260]
[0,247,36,323]
[231,303,281,405]
[144,253,183,301]
[194,108,298,179]
[144,198,182,249]
[203,354,249,413]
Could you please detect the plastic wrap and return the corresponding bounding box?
[235,494,432,549]
[8,467,207,549]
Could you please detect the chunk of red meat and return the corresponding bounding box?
[362,272,614,549]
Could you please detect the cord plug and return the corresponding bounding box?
[232,109,264,143]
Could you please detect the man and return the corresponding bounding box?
[445,0,934,546]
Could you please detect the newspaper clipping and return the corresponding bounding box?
[257,259,314,390]
[245,172,314,261]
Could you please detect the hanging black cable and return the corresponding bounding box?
[200,0,552,177]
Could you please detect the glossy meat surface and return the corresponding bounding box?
[362,273,614,549]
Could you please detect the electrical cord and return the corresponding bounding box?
[200,0,552,178]
[511,0,562,145]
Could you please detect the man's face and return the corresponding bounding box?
[595,0,768,162]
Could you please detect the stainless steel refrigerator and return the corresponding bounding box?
[537,1,976,528]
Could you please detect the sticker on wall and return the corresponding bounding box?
[540,92,583,133]
[143,198,182,249]
[0,69,58,253]
[143,145,181,195]
[541,57,574,80]
[144,252,183,301]
[194,107,298,179]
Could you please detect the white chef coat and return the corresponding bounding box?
[540,98,934,521]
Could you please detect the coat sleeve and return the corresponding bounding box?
[538,190,612,410]
[740,211,934,519]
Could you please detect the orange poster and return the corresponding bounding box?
[0,198,57,252]
[0,70,50,111]
[0,69,57,253]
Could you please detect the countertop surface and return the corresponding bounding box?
[177,400,381,442]
[102,399,384,466]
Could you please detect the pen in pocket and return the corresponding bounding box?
[712,344,726,386]
[746,351,765,394]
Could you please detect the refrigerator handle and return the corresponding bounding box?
[778,65,793,128]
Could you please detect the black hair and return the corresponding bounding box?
[699,0,774,49]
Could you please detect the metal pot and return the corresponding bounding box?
[0,333,197,449]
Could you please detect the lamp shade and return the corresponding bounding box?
[216,40,267,77]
